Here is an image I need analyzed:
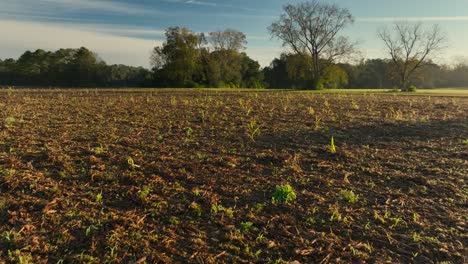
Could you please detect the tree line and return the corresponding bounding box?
[264,55,468,89]
[0,47,152,87]
[1,0,466,90]
[2,46,467,89]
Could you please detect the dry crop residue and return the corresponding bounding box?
[0,89,466,263]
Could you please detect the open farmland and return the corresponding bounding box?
[0,89,467,263]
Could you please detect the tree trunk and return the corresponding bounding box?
[400,73,408,92]
[310,52,321,90]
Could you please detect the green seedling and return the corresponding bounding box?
[246,120,261,142]
[95,191,103,203]
[306,217,316,225]
[4,117,16,128]
[199,110,207,123]
[240,221,254,233]
[168,217,180,225]
[127,157,141,169]
[314,116,322,130]
[339,189,358,203]
[272,184,296,203]
[108,245,118,259]
[329,207,342,222]
[190,202,202,217]
[390,217,405,229]
[93,144,106,154]
[211,204,234,219]
[330,136,336,153]
[192,188,201,197]
[170,96,177,106]
[138,186,152,200]
[351,100,360,110]
[184,127,194,138]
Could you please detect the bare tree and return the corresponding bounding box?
[209,29,247,52]
[269,1,355,89]
[378,23,446,91]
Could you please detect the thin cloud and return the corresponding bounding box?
[45,0,158,14]
[163,0,262,12]
[67,23,166,38]
[0,19,162,67]
[357,16,468,22]
[185,0,218,7]
[162,0,218,7]
[0,0,159,16]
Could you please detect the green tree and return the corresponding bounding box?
[15,49,53,85]
[320,64,348,89]
[106,64,152,87]
[355,59,392,88]
[49,48,77,86]
[69,47,105,87]
[203,29,248,87]
[263,55,291,89]
[150,27,202,87]
[0,59,17,85]
[264,53,319,89]
[240,54,264,88]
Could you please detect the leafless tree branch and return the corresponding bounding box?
[269,0,355,88]
[378,22,447,91]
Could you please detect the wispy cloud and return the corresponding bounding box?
[0,0,159,16]
[162,0,262,12]
[162,0,218,7]
[0,19,162,67]
[185,0,218,7]
[45,0,158,14]
[357,16,468,23]
[66,23,166,38]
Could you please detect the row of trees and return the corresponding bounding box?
[0,47,152,87]
[2,46,468,89]
[264,56,468,89]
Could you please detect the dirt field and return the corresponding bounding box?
[0,89,466,263]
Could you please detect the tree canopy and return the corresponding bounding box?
[149,27,263,88]
[0,47,152,87]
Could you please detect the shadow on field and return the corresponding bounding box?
[261,119,468,149]
[333,118,468,146]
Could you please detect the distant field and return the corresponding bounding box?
[2,87,468,96]
[299,88,468,95]
[0,89,466,263]
[415,88,468,95]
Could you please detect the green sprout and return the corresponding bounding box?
[330,136,336,153]
[246,120,261,142]
[127,157,141,169]
[272,184,296,203]
[95,191,103,203]
[339,189,358,203]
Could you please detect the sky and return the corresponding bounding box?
[1,0,468,68]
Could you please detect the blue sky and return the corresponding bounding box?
[1,0,468,67]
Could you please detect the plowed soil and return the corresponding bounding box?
[0,89,466,263]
